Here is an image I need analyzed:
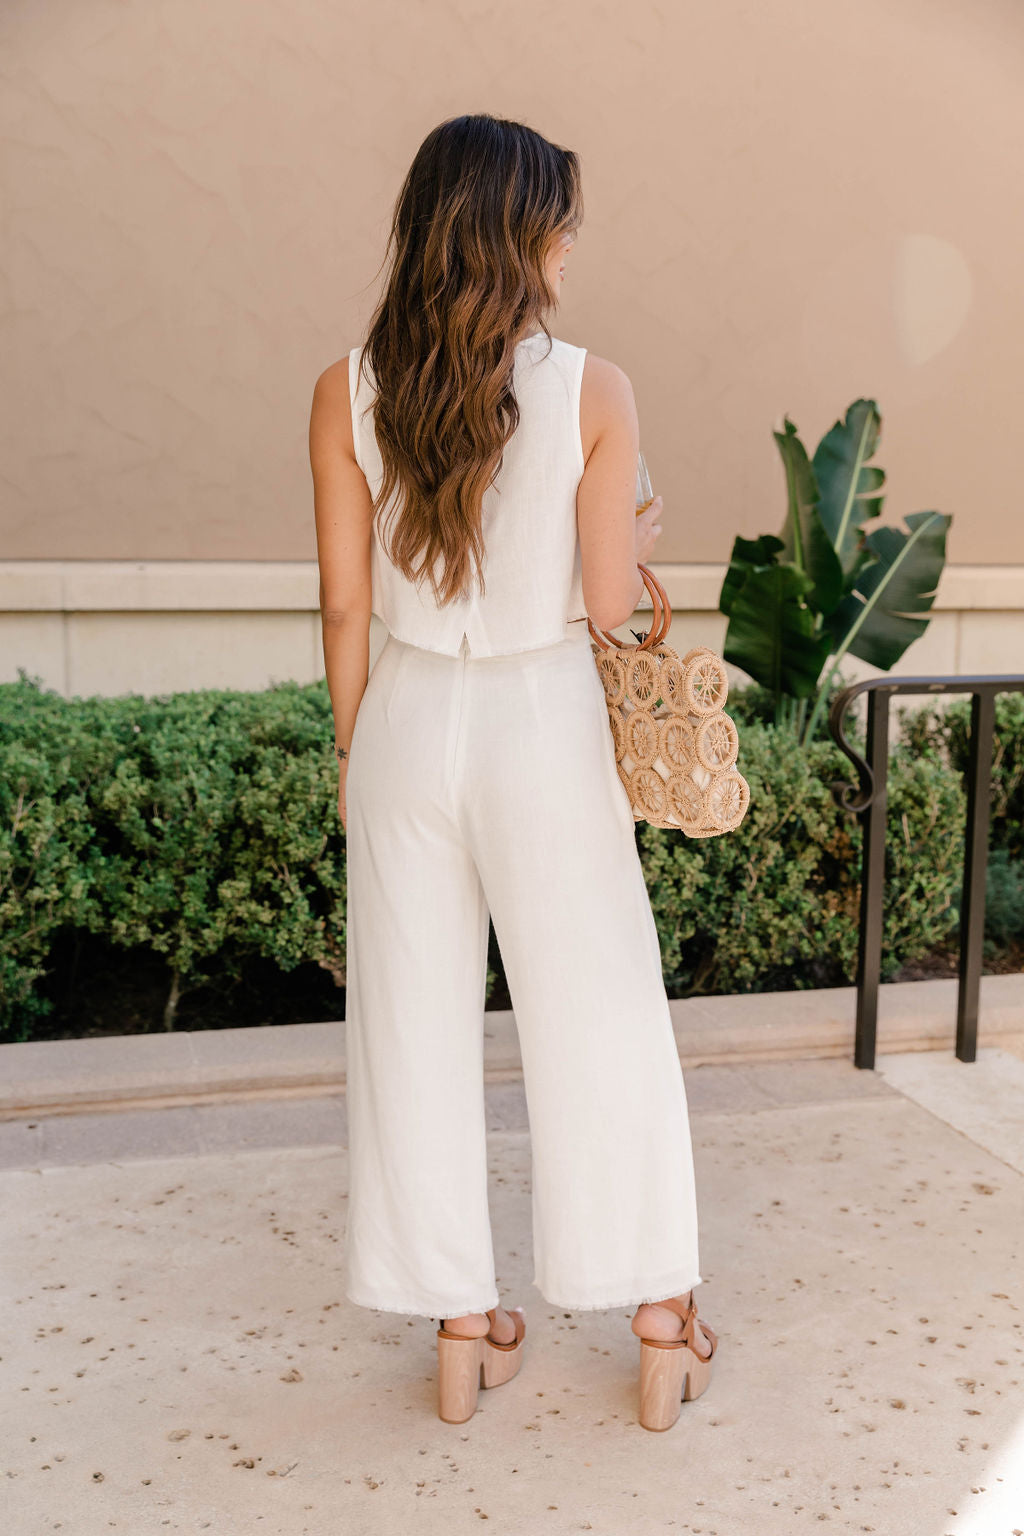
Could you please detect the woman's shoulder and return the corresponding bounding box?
[576,348,637,463]
[309,345,372,463]
[535,335,632,395]
[313,346,361,398]
[579,348,635,406]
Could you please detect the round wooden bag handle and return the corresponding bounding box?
[587,563,672,651]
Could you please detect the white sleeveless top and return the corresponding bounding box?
[348,332,589,657]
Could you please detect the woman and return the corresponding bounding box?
[308,113,716,1431]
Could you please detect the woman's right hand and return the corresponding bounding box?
[635,494,664,566]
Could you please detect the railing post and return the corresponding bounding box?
[956,690,995,1063]
[830,673,1021,1067]
[854,689,890,1071]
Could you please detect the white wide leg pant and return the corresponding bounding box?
[343,620,702,1318]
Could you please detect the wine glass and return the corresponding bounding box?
[633,450,656,634]
[636,450,654,516]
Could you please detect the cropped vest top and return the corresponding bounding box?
[348,332,589,657]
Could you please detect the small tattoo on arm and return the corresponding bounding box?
[334,743,348,762]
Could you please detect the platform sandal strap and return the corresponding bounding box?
[680,1302,717,1360]
[485,1307,526,1350]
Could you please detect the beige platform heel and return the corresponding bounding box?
[436,1306,527,1423]
[636,1293,718,1432]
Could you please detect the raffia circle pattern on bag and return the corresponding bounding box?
[588,565,751,837]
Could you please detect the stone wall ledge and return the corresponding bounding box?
[1,560,1022,613]
[2,973,1021,1119]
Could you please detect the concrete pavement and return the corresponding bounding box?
[2,1047,1023,1536]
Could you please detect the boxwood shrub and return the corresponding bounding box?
[1,669,1017,1042]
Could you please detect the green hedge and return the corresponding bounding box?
[1,671,1019,1042]
[640,724,964,996]
[900,694,1024,857]
[2,674,346,1040]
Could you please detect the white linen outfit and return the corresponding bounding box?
[343,332,702,1317]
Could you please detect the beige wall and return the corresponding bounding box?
[1,0,1022,566]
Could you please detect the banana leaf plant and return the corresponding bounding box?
[719,399,951,744]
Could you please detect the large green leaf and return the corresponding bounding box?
[723,563,834,700]
[812,399,885,584]
[774,419,843,615]
[827,510,951,670]
[719,533,785,616]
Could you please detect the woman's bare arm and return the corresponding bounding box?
[576,353,662,632]
[308,357,374,825]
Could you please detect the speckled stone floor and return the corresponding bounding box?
[2,1051,1022,1536]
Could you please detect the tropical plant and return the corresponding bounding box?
[719,400,951,743]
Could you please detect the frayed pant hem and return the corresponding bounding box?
[535,1272,703,1313]
[346,1289,501,1320]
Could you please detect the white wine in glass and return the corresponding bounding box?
[636,450,654,516]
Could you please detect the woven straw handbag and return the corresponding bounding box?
[587,564,750,837]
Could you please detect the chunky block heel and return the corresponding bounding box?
[436,1307,526,1423]
[639,1339,689,1431]
[636,1294,718,1432]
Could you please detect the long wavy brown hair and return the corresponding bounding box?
[355,114,583,606]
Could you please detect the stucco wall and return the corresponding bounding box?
[0,0,1021,568]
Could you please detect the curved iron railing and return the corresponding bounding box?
[828,674,1024,1070]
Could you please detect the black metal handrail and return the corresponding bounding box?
[828,673,1024,1070]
